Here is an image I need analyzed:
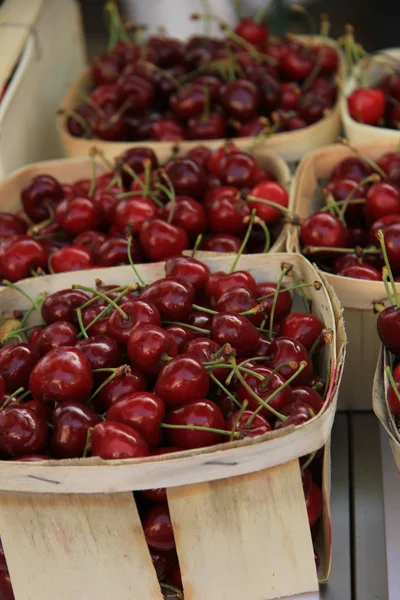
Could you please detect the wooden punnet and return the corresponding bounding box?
[0,253,345,600]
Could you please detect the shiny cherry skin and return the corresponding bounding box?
[377,152,400,185]
[365,181,400,224]
[235,17,268,44]
[206,271,257,301]
[140,219,189,262]
[142,504,175,551]
[238,365,292,419]
[91,421,149,459]
[128,325,178,376]
[155,355,209,407]
[324,178,366,225]
[280,312,325,352]
[248,181,289,224]
[81,304,109,337]
[37,321,78,355]
[50,401,101,458]
[387,376,400,413]
[298,91,331,125]
[219,79,260,122]
[211,313,259,355]
[219,152,258,188]
[165,325,195,352]
[185,145,212,170]
[280,50,314,81]
[215,286,263,326]
[306,482,323,527]
[116,146,158,188]
[0,406,48,457]
[96,236,143,267]
[187,111,227,140]
[338,263,382,281]
[29,347,93,404]
[164,157,206,199]
[75,335,120,371]
[164,196,207,239]
[93,368,147,412]
[377,306,400,356]
[274,400,314,429]
[106,392,164,448]
[208,196,250,235]
[257,73,281,112]
[266,337,313,385]
[370,214,400,245]
[226,409,272,438]
[49,245,93,273]
[112,197,158,235]
[207,145,240,178]
[169,83,207,119]
[382,223,400,273]
[141,278,195,321]
[151,118,185,141]
[55,196,101,235]
[202,233,242,253]
[165,399,225,449]
[291,386,324,414]
[347,88,386,125]
[165,256,210,293]
[41,289,88,324]
[183,337,226,380]
[330,157,373,183]
[0,212,27,238]
[107,300,161,345]
[21,174,64,222]
[255,281,293,322]
[0,375,5,399]
[73,230,108,260]
[299,212,347,258]
[0,236,47,281]
[0,343,40,392]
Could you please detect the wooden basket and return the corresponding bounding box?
[341,48,400,143]
[289,139,400,411]
[0,252,345,600]
[56,36,344,164]
[373,346,400,470]
[0,0,86,178]
[0,145,292,254]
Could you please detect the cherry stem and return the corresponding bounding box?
[82,427,93,458]
[126,226,146,287]
[79,287,136,338]
[383,268,395,307]
[163,321,210,334]
[301,450,317,472]
[1,280,41,312]
[0,386,25,411]
[386,366,400,406]
[90,365,129,402]
[191,234,203,257]
[230,400,248,441]
[20,292,46,327]
[191,303,217,315]
[76,308,88,339]
[260,361,298,391]
[157,170,177,224]
[160,583,183,599]
[228,209,256,274]
[336,173,380,220]
[64,109,91,136]
[104,173,123,192]
[208,371,241,408]
[337,138,388,180]
[204,362,265,381]
[160,422,241,438]
[246,195,293,218]
[377,229,400,306]
[310,328,333,356]
[73,284,129,321]
[256,281,317,302]
[78,91,104,116]
[269,264,291,339]
[80,285,125,311]
[211,343,232,359]
[224,356,270,386]
[254,216,271,253]
[140,61,181,91]
[104,0,130,50]
[91,147,114,171]
[229,357,287,421]
[303,245,380,255]
[142,159,152,199]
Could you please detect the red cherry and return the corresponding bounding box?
[378,306,400,356]
[274,400,314,429]
[163,196,207,239]
[208,195,250,235]
[202,233,242,253]
[128,325,178,375]
[0,343,39,392]
[377,152,400,185]
[370,214,400,245]
[338,263,382,281]
[211,313,259,354]
[0,212,27,238]
[347,88,386,125]
[298,91,331,125]
[165,325,195,352]
[0,406,48,457]
[219,152,258,188]
[382,223,400,272]
[215,286,263,326]
[365,182,400,224]
[106,392,164,448]
[266,337,313,384]
[0,236,47,281]
[330,157,373,182]
[299,212,347,258]
[226,409,272,438]
[73,230,108,260]
[164,399,225,449]
[170,83,207,119]
[387,376,400,413]
[76,335,120,371]
[155,355,209,407]
[235,17,268,45]
[117,147,158,188]
[141,278,195,321]
[81,304,109,337]
[185,145,212,170]
[280,50,315,81]
[91,420,149,459]
[248,181,289,223]
[142,504,175,551]
[151,118,186,141]
[96,236,143,267]
[206,271,257,301]
[164,157,206,199]
[219,79,260,122]
[207,143,240,178]
[291,386,324,414]
[29,347,93,404]
[112,197,158,235]
[93,368,147,412]
[21,174,63,222]
[165,256,210,293]
[49,246,93,273]
[140,219,189,262]
[280,312,325,352]
[37,321,78,355]
[107,300,161,345]
[41,289,88,325]
[51,401,101,458]
[187,111,227,140]
[55,196,101,235]
[238,365,292,418]
[255,281,293,322]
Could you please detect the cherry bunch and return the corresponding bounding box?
[299,145,400,280]
[0,143,289,282]
[65,3,339,143]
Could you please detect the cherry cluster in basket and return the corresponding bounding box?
[0,257,328,595]
[66,3,339,142]
[0,143,289,282]
[299,148,400,280]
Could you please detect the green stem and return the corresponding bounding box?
[229,209,256,274]
[230,400,248,441]
[337,138,388,180]
[76,308,88,339]
[191,234,203,257]
[191,304,218,315]
[163,321,209,334]
[126,232,145,287]
[377,230,400,306]
[72,284,129,321]
[1,280,40,312]
[246,195,292,218]
[0,386,25,411]
[323,361,332,400]
[269,265,291,339]
[383,268,395,306]
[301,450,317,472]
[90,365,128,402]
[260,361,298,390]
[161,422,240,438]
[208,372,241,409]
[386,366,400,406]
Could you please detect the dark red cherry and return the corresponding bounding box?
[202,234,242,253]
[37,321,78,355]
[150,118,185,141]
[81,304,109,337]
[370,214,400,245]
[208,196,251,235]
[226,409,272,438]
[93,368,147,412]
[21,175,63,222]
[55,196,101,235]
[377,306,400,356]
[274,400,314,429]
[141,278,195,321]
[0,343,39,392]
[74,230,108,259]
[377,152,400,185]
[49,246,93,273]
[291,386,324,414]
[387,375,400,413]
[347,88,386,125]
[365,182,400,224]
[206,271,257,301]
[185,145,212,169]
[207,144,240,178]
[219,79,260,122]
[164,325,195,352]
[338,263,382,281]
[280,313,325,352]
[237,365,292,418]
[128,325,178,375]
[266,337,313,384]
[142,504,175,551]
[140,219,189,262]
[280,50,315,81]
[107,300,161,345]
[112,197,158,235]
[0,212,27,238]
[165,256,210,293]
[306,483,323,527]
[91,420,149,459]
[298,91,331,125]
[257,73,281,112]
[75,335,120,371]
[164,399,225,449]
[164,196,207,239]
[215,286,263,326]
[29,347,93,404]
[164,158,206,199]
[41,289,88,325]
[299,212,347,258]
[50,401,101,458]
[211,313,259,354]
[0,406,48,457]
[155,355,209,407]
[255,281,293,322]
[96,236,143,267]
[382,223,400,272]
[0,236,47,281]
[106,392,164,448]
[219,152,258,188]
[330,157,373,183]
[117,147,158,188]
[235,17,268,45]
[170,83,207,119]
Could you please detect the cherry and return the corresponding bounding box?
[238,116,269,137]
[382,223,400,272]
[74,230,108,259]
[106,392,164,448]
[274,400,314,429]
[377,152,400,185]
[206,271,257,301]
[338,263,382,281]
[0,406,48,457]
[139,219,189,262]
[0,570,14,600]
[280,313,325,352]
[0,213,27,238]
[24,398,53,423]
[37,321,78,355]
[55,196,101,235]
[280,82,300,110]
[170,84,207,119]
[90,83,121,109]
[365,182,400,224]
[215,286,263,326]
[21,174,64,222]
[97,236,143,267]
[81,305,110,337]
[298,91,331,125]
[219,79,260,122]
[291,386,324,414]
[128,325,178,375]
[219,152,258,188]
[248,181,289,223]
[306,483,322,527]
[117,147,158,188]
[29,347,93,404]
[141,278,195,321]
[164,158,206,199]
[332,254,364,274]
[280,50,314,81]
[378,306,400,356]
[49,246,93,273]
[202,233,242,253]
[387,375,400,413]
[0,376,5,400]
[42,289,88,325]
[75,335,120,371]
[165,256,210,293]
[155,355,209,407]
[208,195,250,235]
[107,300,161,345]
[142,504,175,551]
[112,197,158,235]
[238,365,292,418]
[164,399,225,449]
[300,212,347,258]
[150,548,177,582]
[148,35,183,67]
[163,196,207,239]
[370,214,400,245]
[255,282,293,322]
[235,17,268,45]
[151,118,185,141]
[0,343,39,392]
[226,409,272,438]
[51,401,101,458]
[257,73,281,112]
[207,143,240,178]
[330,157,373,183]
[347,88,386,125]
[185,145,212,170]
[0,236,47,281]
[93,368,147,412]
[91,53,120,86]
[266,337,313,384]
[165,325,194,352]
[91,420,149,459]
[211,313,259,354]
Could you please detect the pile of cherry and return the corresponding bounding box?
[0,256,329,596]
[66,5,339,143]
[0,142,289,282]
[299,149,400,280]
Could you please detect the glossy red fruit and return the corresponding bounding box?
[142,504,175,551]
[330,157,373,183]
[76,335,120,371]
[266,337,313,384]
[0,569,14,600]
[0,236,47,281]
[21,174,64,222]
[187,112,227,140]
[377,306,400,356]
[382,223,400,272]
[55,196,101,235]
[165,256,210,293]
[202,234,242,253]
[139,219,189,262]
[219,152,258,188]
[238,365,292,418]
[299,212,347,257]
[49,246,93,273]
[112,197,158,235]
[226,409,272,438]
[274,400,314,429]
[387,376,400,413]
[128,325,178,375]
[117,147,158,188]
[365,181,400,224]
[41,289,88,324]
[164,196,207,238]
[165,399,225,449]
[208,196,250,235]
[0,343,39,392]
[211,312,259,354]
[347,88,386,125]
[91,420,149,459]
[96,236,143,267]
[141,278,195,321]
[107,300,161,345]
[370,214,400,245]
[280,313,325,352]
[93,368,147,412]
[0,406,48,457]
[215,286,263,326]
[29,347,93,404]
[206,271,257,301]
[164,157,206,199]
[255,281,293,322]
[235,17,268,45]
[338,263,382,281]
[155,355,209,407]
[37,321,78,355]
[106,392,164,448]
[291,386,324,414]
[280,50,314,81]
[51,401,101,458]
[0,212,27,238]
[248,181,289,223]
[219,79,260,122]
